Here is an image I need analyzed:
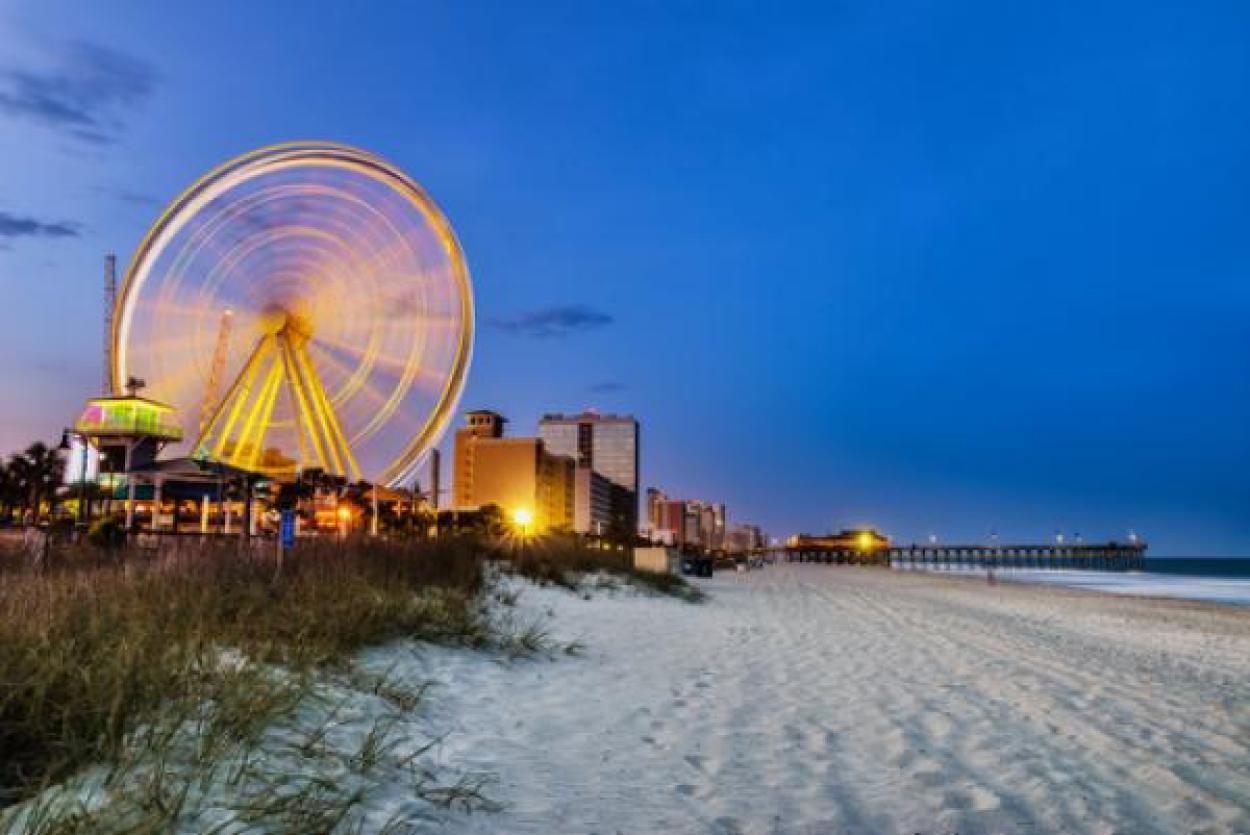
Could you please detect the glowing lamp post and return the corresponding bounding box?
[512,507,534,538]
[337,505,352,540]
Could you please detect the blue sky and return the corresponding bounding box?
[1,1,1248,554]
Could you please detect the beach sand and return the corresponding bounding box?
[402,564,1250,834]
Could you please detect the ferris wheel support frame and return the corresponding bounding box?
[193,319,361,481]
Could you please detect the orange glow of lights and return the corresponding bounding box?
[511,507,534,531]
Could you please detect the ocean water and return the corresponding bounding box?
[894,558,1250,607]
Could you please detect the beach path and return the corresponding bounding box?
[402,565,1250,834]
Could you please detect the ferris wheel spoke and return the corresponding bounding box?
[305,339,429,454]
[305,340,398,413]
[310,332,452,389]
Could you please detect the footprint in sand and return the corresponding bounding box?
[675,783,697,796]
[969,785,1001,811]
[942,786,1000,812]
[942,789,974,810]
[684,754,707,773]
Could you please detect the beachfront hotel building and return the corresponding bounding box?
[453,410,575,531]
[646,488,729,550]
[538,411,639,538]
[725,523,766,553]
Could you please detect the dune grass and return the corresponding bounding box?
[503,537,705,602]
[0,536,491,808]
[0,532,699,830]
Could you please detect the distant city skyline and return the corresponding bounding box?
[2,2,1249,553]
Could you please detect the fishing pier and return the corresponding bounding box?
[783,531,1146,570]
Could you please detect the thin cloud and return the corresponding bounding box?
[94,186,160,207]
[0,211,80,239]
[0,40,156,144]
[490,304,614,338]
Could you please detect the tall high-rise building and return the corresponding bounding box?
[539,411,639,535]
[453,410,574,531]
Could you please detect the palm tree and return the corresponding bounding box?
[9,443,65,522]
[32,442,66,519]
[0,458,17,522]
[6,453,33,522]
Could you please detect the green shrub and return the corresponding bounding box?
[85,518,125,549]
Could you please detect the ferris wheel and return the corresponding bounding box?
[112,142,474,487]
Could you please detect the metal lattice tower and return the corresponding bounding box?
[200,309,234,436]
[103,255,116,395]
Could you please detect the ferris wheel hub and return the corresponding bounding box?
[257,304,312,341]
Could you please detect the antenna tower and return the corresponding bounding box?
[103,255,116,395]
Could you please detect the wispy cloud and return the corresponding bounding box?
[0,40,156,144]
[590,381,625,393]
[490,304,614,338]
[94,185,160,207]
[0,210,80,239]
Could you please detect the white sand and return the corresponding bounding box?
[389,565,1250,834]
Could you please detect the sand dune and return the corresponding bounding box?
[397,565,1250,834]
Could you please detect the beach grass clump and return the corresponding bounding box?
[5,662,496,834]
[503,537,704,602]
[0,536,491,807]
[621,566,704,602]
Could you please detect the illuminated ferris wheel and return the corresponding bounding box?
[112,142,474,486]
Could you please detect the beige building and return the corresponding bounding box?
[453,410,574,531]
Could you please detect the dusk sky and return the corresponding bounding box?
[2,1,1248,554]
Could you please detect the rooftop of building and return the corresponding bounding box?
[84,394,177,411]
[466,435,541,446]
[539,410,637,423]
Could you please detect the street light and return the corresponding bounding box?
[512,507,534,537]
[337,505,351,540]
